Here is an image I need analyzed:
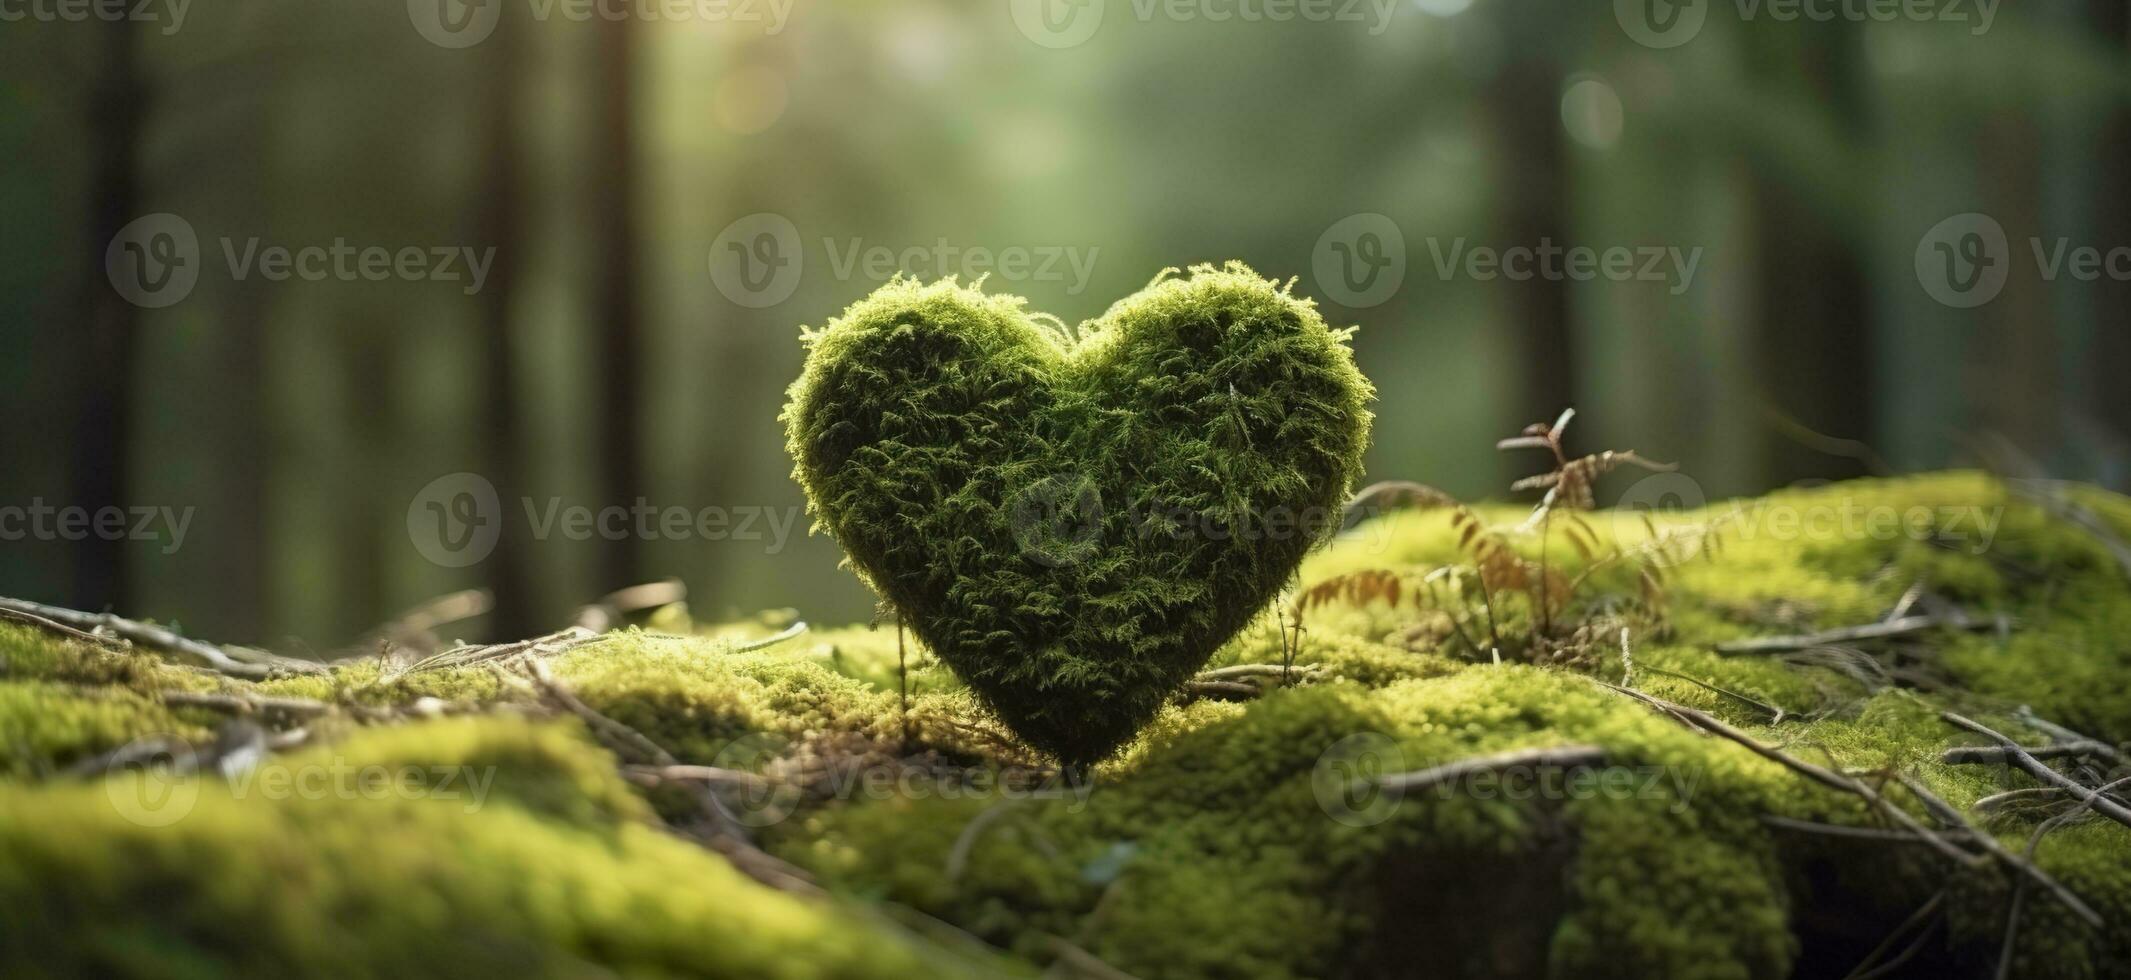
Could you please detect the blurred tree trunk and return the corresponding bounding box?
[589,15,643,592]
[2087,0,2131,482]
[340,323,392,634]
[70,21,143,611]
[1744,28,1875,486]
[1974,113,2055,461]
[1483,20,1575,426]
[220,285,270,639]
[478,16,535,639]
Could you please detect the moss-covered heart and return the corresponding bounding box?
[783,263,1373,764]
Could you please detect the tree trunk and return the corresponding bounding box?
[589,15,643,593]
[1484,31,1576,428]
[1745,28,1876,487]
[477,14,535,639]
[70,20,144,611]
[2085,0,2131,484]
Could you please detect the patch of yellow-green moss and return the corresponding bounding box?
[2,474,2128,978]
[0,715,992,978]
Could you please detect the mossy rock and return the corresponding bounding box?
[2,473,2129,978]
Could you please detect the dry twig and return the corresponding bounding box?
[0,605,128,649]
[573,580,687,633]
[0,596,325,677]
[1716,610,2001,655]
[1376,744,1606,794]
[1942,713,2131,831]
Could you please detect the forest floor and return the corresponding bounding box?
[4,472,2131,979]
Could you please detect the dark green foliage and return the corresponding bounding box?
[783,263,1374,764]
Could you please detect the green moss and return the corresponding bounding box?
[549,631,902,762]
[5,473,2130,977]
[0,720,990,978]
[0,622,217,693]
[0,680,200,778]
[783,263,1374,764]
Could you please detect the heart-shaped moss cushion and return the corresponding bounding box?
[784,263,1373,764]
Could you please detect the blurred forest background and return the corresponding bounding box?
[1,0,2127,650]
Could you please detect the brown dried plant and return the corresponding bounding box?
[1296,409,1713,668]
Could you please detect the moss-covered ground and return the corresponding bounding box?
[2,472,2128,978]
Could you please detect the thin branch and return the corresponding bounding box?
[160,690,334,720]
[2013,706,2126,767]
[1998,777,2131,980]
[1181,680,1261,701]
[1595,682,1972,864]
[0,605,129,650]
[1892,773,2103,930]
[1194,663,1324,684]
[343,589,493,661]
[624,764,771,791]
[1847,892,1944,980]
[1377,745,1606,794]
[945,799,1025,883]
[1043,936,1144,980]
[1943,742,2117,766]
[1942,713,2131,830]
[1761,815,1966,844]
[573,579,686,633]
[391,626,604,679]
[1639,666,1787,723]
[0,596,325,677]
[1716,610,2002,655]
[731,620,809,653]
[2004,478,2131,582]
